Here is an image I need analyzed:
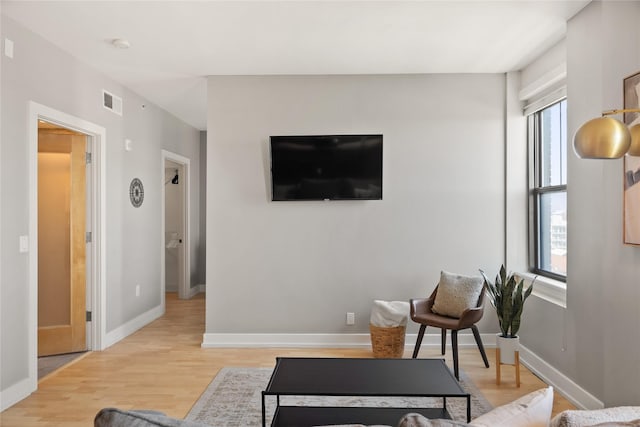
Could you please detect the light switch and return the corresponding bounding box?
[4,39,14,58]
[19,235,29,253]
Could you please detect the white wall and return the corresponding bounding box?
[505,70,528,271]
[569,0,640,407]
[205,74,505,338]
[0,15,202,405]
[516,0,640,407]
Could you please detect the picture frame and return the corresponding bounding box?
[623,71,640,245]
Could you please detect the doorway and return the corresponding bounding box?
[37,121,88,357]
[27,102,106,395]
[162,151,191,299]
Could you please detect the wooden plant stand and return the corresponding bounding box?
[495,348,520,387]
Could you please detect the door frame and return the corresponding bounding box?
[28,102,106,390]
[161,150,191,300]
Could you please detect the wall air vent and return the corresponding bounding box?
[102,89,123,116]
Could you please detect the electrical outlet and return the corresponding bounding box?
[346,312,355,325]
[135,285,140,297]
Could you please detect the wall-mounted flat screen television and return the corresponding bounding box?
[270,134,383,201]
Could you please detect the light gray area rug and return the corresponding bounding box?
[185,366,493,426]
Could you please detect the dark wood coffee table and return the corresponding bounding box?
[261,357,470,427]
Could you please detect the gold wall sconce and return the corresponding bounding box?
[573,108,640,159]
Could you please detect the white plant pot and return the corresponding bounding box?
[497,334,520,365]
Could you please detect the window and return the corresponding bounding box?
[529,99,567,281]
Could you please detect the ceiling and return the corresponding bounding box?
[2,1,590,130]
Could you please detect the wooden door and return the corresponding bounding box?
[37,126,87,356]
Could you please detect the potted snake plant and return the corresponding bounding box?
[480,265,534,364]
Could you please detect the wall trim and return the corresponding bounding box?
[0,377,34,412]
[103,305,164,349]
[29,102,108,353]
[519,344,604,410]
[201,332,498,349]
[519,272,567,308]
[21,102,107,411]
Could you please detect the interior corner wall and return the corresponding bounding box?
[0,15,201,402]
[205,74,505,336]
[505,71,528,272]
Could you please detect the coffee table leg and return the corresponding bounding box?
[442,396,446,414]
[262,392,266,427]
[467,395,471,422]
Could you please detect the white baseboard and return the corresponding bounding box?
[187,285,201,299]
[202,333,370,348]
[408,332,497,351]
[201,332,497,349]
[519,344,604,410]
[103,305,164,349]
[0,376,36,412]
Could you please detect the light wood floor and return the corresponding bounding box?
[0,293,575,426]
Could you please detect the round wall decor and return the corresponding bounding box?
[129,178,144,208]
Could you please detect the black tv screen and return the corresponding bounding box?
[270,134,383,201]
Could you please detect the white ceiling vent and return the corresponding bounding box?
[102,90,122,116]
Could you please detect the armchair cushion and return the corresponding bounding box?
[432,271,484,318]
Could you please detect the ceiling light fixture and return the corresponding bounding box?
[111,38,131,49]
[573,108,640,159]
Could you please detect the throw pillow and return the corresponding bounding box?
[431,271,484,318]
[397,413,469,427]
[469,386,554,427]
[551,407,640,427]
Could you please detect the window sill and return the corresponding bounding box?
[518,272,566,308]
